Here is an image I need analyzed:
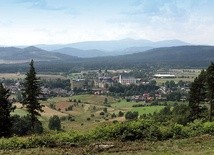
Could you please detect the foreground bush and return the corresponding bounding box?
[1,120,214,149]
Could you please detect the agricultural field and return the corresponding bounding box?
[0,73,66,80]
[155,69,201,85]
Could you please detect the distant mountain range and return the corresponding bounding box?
[0,46,78,63]
[32,38,190,58]
[0,45,213,71]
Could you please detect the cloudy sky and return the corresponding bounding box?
[0,0,214,45]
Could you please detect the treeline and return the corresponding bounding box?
[42,79,71,90]
[108,83,159,96]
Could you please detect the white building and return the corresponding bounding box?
[153,74,175,78]
[119,75,137,85]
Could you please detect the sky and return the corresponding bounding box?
[0,0,214,45]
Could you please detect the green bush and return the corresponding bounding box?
[203,122,214,135]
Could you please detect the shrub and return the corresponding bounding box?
[48,115,61,131]
[118,111,124,117]
[100,112,105,116]
[11,115,43,136]
[103,107,108,113]
[111,113,117,118]
[125,111,138,120]
[203,122,214,135]
[67,105,73,111]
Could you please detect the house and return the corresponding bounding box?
[118,75,137,85]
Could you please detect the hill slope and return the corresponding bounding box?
[0,46,79,63]
[52,47,107,58]
[82,45,214,68]
[124,46,214,62]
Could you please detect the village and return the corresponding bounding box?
[1,68,196,103]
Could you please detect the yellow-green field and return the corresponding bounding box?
[13,95,169,132]
[0,73,66,80]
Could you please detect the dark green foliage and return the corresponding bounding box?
[11,115,43,136]
[125,111,138,120]
[188,70,206,121]
[132,104,145,107]
[42,78,71,90]
[100,112,105,115]
[206,63,214,121]
[67,105,73,111]
[111,113,116,118]
[118,111,124,117]
[109,83,159,96]
[0,83,15,137]
[48,115,61,131]
[166,91,182,101]
[103,107,107,113]
[104,98,108,104]
[22,60,44,132]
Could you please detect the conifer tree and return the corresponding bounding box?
[0,83,15,137]
[189,70,206,121]
[206,62,214,121]
[22,60,43,132]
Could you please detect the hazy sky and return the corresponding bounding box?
[0,0,214,45]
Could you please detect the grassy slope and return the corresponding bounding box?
[1,135,214,155]
[13,95,167,132]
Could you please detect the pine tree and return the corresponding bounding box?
[22,60,44,132]
[0,83,15,137]
[206,62,214,121]
[188,70,206,121]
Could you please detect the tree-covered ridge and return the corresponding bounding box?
[0,46,213,73]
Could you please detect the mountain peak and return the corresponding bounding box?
[24,46,44,51]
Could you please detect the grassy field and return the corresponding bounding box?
[155,69,201,85]
[12,95,167,132]
[0,73,66,80]
[1,135,214,155]
[13,95,186,132]
[131,106,165,115]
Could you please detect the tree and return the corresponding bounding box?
[11,115,43,136]
[188,70,206,121]
[22,60,44,132]
[206,63,214,121]
[0,83,15,137]
[125,111,138,120]
[48,115,61,131]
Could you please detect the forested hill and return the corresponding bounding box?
[124,46,214,62]
[84,45,214,67]
[0,46,79,62]
[0,45,213,72]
